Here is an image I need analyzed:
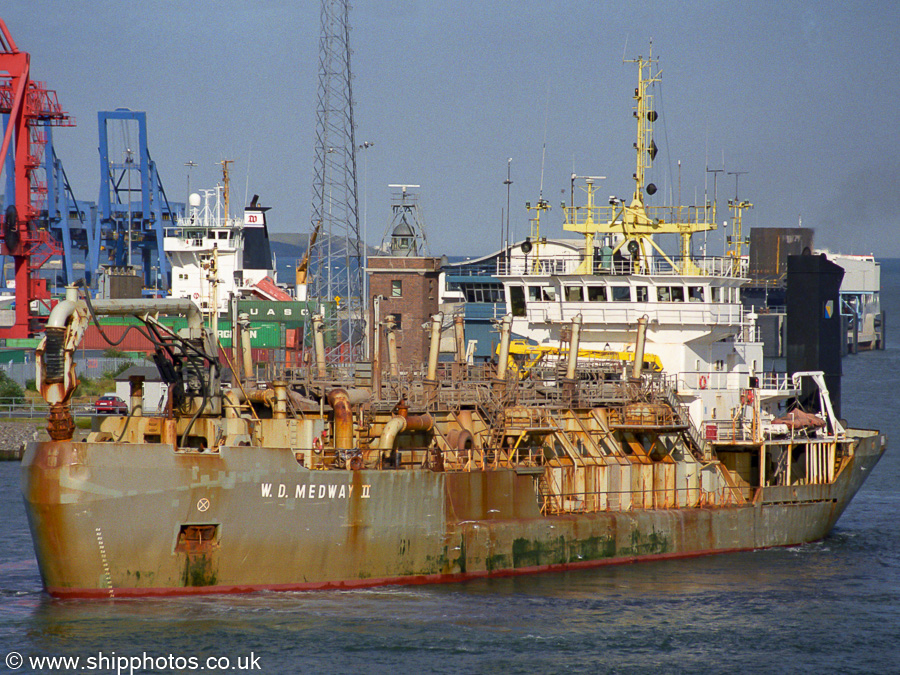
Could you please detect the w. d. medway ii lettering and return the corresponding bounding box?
[260,481,371,501]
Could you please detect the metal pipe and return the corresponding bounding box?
[91,298,204,332]
[326,389,353,450]
[240,388,275,407]
[224,389,240,419]
[631,314,649,381]
[404,413,434,432]
[231,293,240,385]
[566,314,583,380]
[427,312,443,381]
[239,312,253,382]
[386,317,399,377]
[454,314,466,364]
[376,416,407,451]
[496,314,512,380]
[129,375,144,417]
[372,296,383,400]
[451,428,475,451]
[375,413,434,450]
[45,285,80,329]
[273,381,288,420]
[312,314,327,378]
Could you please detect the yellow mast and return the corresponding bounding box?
[727,197,752,274]
[563,46,717,275]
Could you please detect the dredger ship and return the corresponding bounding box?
[20,289,885,598]
[21,51,885,598]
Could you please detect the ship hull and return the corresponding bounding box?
[21,431,885,599]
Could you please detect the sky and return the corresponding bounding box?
[4,0,899,258]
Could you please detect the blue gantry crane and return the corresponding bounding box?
[90,109,180,292]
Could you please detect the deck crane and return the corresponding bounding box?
[0,19,72,337]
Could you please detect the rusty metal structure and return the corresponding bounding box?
[20,289,885,598]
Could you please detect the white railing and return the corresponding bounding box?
[497,254,748,279]
[758,372,796,392]
[520,304,757,334]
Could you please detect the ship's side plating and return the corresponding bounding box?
[22,424,883,598]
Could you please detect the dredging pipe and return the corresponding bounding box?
[326,388,353,450]
[374,412,434,451]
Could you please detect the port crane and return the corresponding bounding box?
[0,18,73,337]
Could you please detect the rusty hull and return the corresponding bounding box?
[21,429,884,598]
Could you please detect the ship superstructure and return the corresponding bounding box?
[164,188,279,315]
[499,50,779,433]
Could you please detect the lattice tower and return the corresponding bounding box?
[307,0,363,362]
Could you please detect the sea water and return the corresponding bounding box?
[2,265,899,674]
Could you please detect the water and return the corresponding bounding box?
[2,267,900,674]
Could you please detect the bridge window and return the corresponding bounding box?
[461,283,504,303]
[689,286,704,302]
[565,286,583,301]
[658,286,686,302]
[635,285,648,302]
[587,286,607,301]
[611,286,631,302]
[530,286,556,301]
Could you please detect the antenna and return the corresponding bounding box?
[244,143,252,208]
[387,184,421,193]
[539,77,551,199]
[728,170,748,199]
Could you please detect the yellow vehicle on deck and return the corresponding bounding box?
[502,339,664,378]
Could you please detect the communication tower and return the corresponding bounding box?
[306,0,363,361]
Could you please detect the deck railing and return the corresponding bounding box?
[497,254,749,278]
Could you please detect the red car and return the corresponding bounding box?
[94,395,128,415]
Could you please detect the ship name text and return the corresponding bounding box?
[260,482,371,501]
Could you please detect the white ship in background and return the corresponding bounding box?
[164,187,291,314]
[822,251,883,351]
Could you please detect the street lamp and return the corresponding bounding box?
[357,141,374,358]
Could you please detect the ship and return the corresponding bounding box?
[164,184,291,316]
[21,51,885,598]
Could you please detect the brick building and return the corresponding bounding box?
[367,256,441,369]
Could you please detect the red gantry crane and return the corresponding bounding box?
[0,19,72,338]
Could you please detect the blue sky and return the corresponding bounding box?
[5,0,899,257]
